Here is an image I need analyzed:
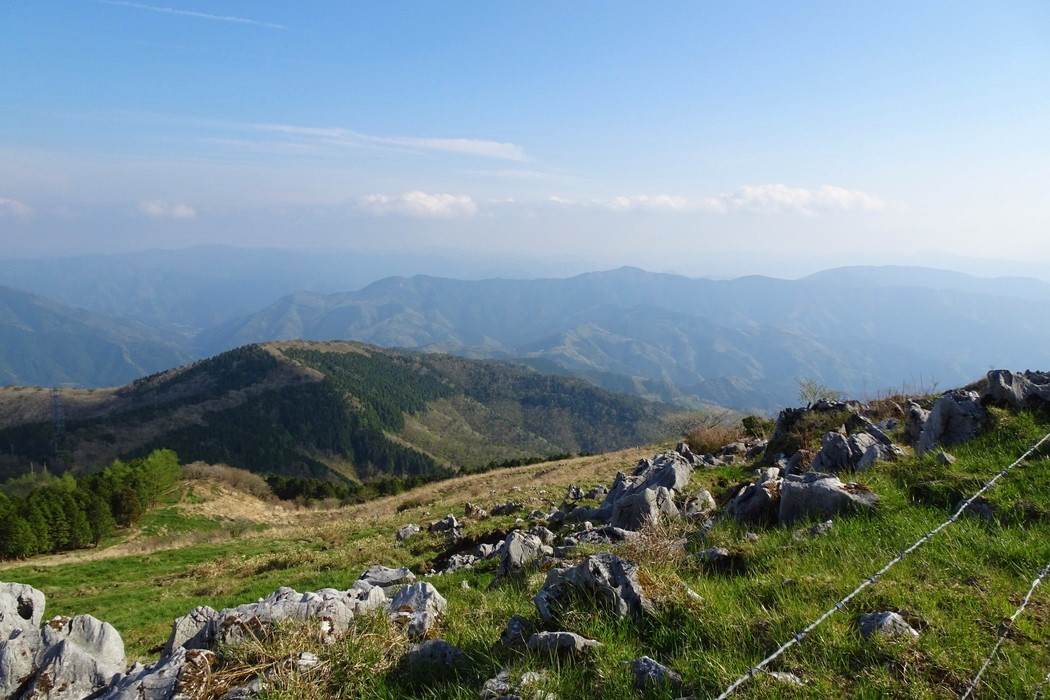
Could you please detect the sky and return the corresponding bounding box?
[2,1,1049,278]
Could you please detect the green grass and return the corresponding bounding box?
[2,410,1048,697]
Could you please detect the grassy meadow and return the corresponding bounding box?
[2,410,1048,698]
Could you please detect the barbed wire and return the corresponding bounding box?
[959,559,1050,700]
[714,429,1050,700]
[1034,671,1050,699]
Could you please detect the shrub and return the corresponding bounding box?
[796,377,843,405]
[741,415,775,439]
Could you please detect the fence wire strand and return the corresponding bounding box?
[1034,672,1050,699]
[714,429,1050,700]
[959,559,1050,700]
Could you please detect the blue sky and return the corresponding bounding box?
[2,1,1048,276]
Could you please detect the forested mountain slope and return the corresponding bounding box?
[0,341,675,485]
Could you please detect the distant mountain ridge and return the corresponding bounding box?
[195,266,1050,411]
[3,254,1049,413]
[0,285,193,387]
[0,341,674,483]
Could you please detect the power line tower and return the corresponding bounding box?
[51,387,65,434]
[51,386,66,457]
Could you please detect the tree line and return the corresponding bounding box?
[0,449,180,559]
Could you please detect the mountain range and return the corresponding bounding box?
[0,341,674,483]
[1,248,1049,412]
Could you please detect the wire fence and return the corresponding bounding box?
[714,429,1050,700]
[959,559,1050,700]
[1034,671,1050,699]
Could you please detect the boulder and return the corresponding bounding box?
[793,519,833,540]
[858,611,919,640]
[465,502,489,520]
[436,554,478,575]
[682,489,716,519]
[359,565,416,590]
[26,614,126,700]
[559,525,633,549]
[811,429,898,473]
[583,485,608,501]
[491,501,524,516]
[161,605,216,657]
[565,484,584,501]
[403,638,462,667]
[609,486,679,531]
[214,585,383,646]
[726,481,779,527]
[778,472,879,526]
[629,656,683,690]
[916,391,986,455]
[983,369,1050,408]
[499,614,533,648]
[388,582,447,640]
[904,401,930,443]
[101,648,215,700]
[497,531,551,578]
[0,582,46,638]
[534,552,653,623]
[526,631,601,658]
[396,524,421,541]
[481,669,549,700]
[0,628,44,699]
[428,514,462,535]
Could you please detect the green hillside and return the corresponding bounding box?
[0,341,675,486]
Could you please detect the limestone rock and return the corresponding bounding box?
[101,648,216,700]
[26,614,126,700]
[481,669,549,700]
[778,472,879,526]
[0,628,44,699]
[428,514,462,536]
[499,614,533,648]
[162,605,216,657]
[526,631,601,658]
[491,502,524,516]
[905,401,930,443]
[609,485,679,531]
[726,480,779,527]
[388,582,447,639]
[396,524,421,541]
[214,585,383,646]
[497,531,551,578]
[629,655,683,690]
[793,520,833,540]
[916,391,986,455]
[534,552,653,623]
[403,638,462,667]
[858,611,919,640]
[0,582,46,639]
[810,431,879,472]
[465,502,489,520]
[682,489,716,519]
[360,565,416,590]
[983,369,1050,408]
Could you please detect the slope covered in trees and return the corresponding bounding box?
[0,342,675,487]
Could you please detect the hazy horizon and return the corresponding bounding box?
[3,2,1049,275]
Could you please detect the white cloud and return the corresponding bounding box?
[253,124,527,162]
[0,198,31,217]
[606,195,691,212]
[547,185,884,216]
[706,184,886,215]
[96,1,284,29]
[357,191,478,219]
[138,200,197,219]
[546,194,689,211]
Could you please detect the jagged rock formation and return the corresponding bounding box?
[534,552,653,623]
